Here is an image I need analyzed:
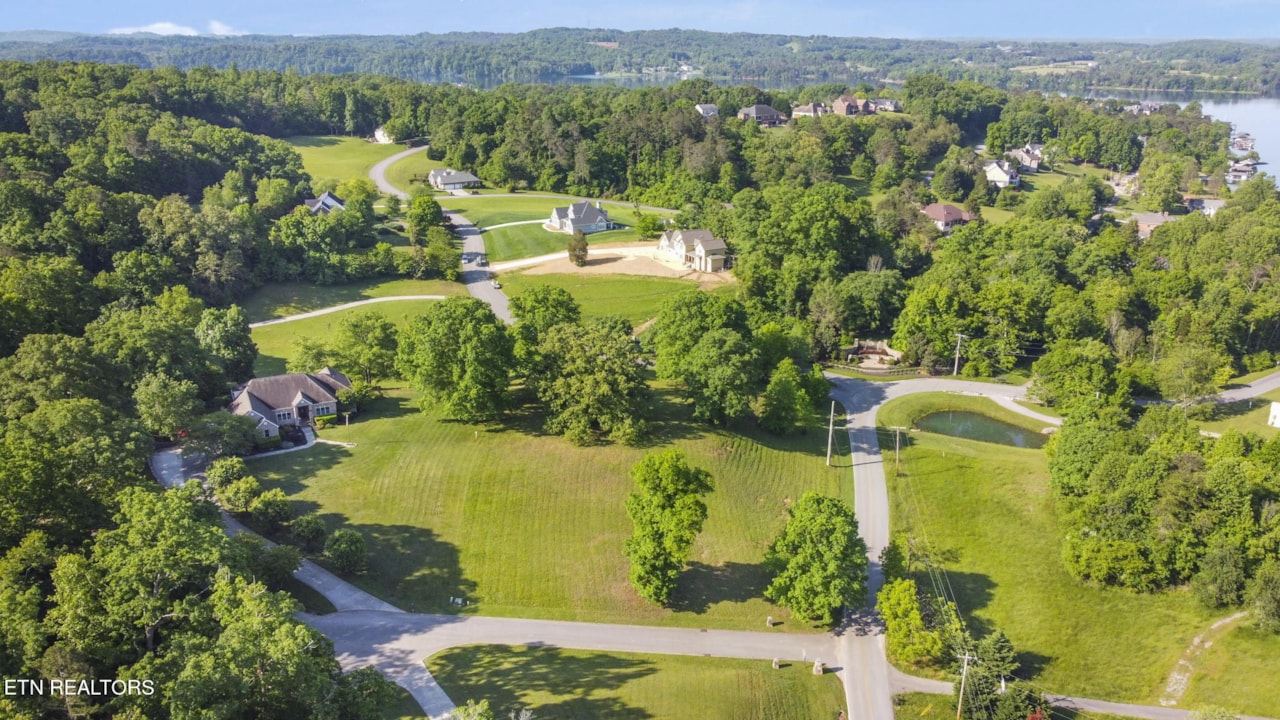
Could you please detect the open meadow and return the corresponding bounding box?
[243,378,855,630]
[483,224,647,262]
[286,135,406,184]
[241,278,466,322]
[420,645,847,720]
[877,393,1280,711]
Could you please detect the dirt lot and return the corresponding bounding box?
[522,253,734,288]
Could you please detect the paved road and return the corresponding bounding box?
[369,145,428,199]
[1221,369,1280,402]
[448,210,512,323]
[827,375,1050,720]
[247,296,448,328]
[306,611,836,718]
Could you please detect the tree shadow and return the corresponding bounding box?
[428,645,655,719]
[343,521,478,615]
[247,442,352,499]
[669,561,768,614]
[1202,396,1264,421]
[286,135,341,147]
[256,353,287,377]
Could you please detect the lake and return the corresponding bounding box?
[1092,92,1280,165]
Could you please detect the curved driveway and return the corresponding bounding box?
[248,295,448,328]
[369,145,428,199]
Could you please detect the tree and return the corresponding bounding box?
[680,329,757,425]
[1030,339,1128,412]
[878,578,944,666]
[567,229,589,267]
[133,372,203,439]
[623,450,715,605]
[755,359,811,434]
[453,700,496,720]
[335,311,399,385]
[1248,557,1280,633]
[533,320,648,445]
[396,297,515,422]
[249,544,302,590]
[764,492,868,625]
[288,336,331,374]
[291,513,327,552]
[406,195,445,243]
[325,529,367,575]
[0,334,122,420]
[186,411,260,458]
[48,483,227,658]
[205,457,247,491]
[1192,540,1247,608]
[653,290,750,379]
[1141,163,1183,213]
[1156,344,1231,405]
[634,212,663,238]
[195,306,257,382]
[509,285,581,369]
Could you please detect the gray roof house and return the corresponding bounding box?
[737,104,787,126]
[792,102,830,118]
[695,103,719,119]
[304,191,346,215]
[229,368,352,438]
[548,201,613,235]
[428,168,482,190]
[656,229,728,272]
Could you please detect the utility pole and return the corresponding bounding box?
[952,333,968,376]
[826,401,836,466]
[955,652,977,720]
[889,426,907,475]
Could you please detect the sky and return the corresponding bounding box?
[3,0,1279,40]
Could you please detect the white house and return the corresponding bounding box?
[792,102,830,118]
[303,191,346,215]
[373,126,393,144]
[694,103,719,119]
[229,368,352,438]
[656,229,728,272]
[1270,401,1280,429]
[549,201,612,234]
[428,168,482,191]
[984,160,1021,189]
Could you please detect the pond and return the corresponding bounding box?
[915,411,1047,449]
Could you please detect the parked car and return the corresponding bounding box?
[490,278,502,289]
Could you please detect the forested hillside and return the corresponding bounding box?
[3,29,1279,94]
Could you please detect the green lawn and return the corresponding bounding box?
[879,393,1219,705]
[242,278,466,323]
[243,383,854,630]
[382,151,446,195]
[425,645,847,720]
[286,135,405,185]
[1196,390,1280,438]
[499,272,700,325]
[483,224,647,262]
[877,393,1054,434]
[250,299,445,376]
[441,196,671,230]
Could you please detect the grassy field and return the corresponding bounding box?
[286,135,404,185]
[484,224,647,262]
[250,299,445,376]
[244,380,854,630]
[424,645,847,720]
[441,196,671,230]
[499,272,700,325]
[382,151,446,195]
[241,278,466,323]
[879,393,1220,705]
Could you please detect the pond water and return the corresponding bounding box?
[915,411,1047,449]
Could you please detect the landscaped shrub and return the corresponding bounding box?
[292,513,328,552]
[253,544,302,590]
[205,457,247,491]
[250,488,292,530]
[219,476,262,513]
[314,414,338,430]
[325,529,367,575]
[255,435,283,450]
